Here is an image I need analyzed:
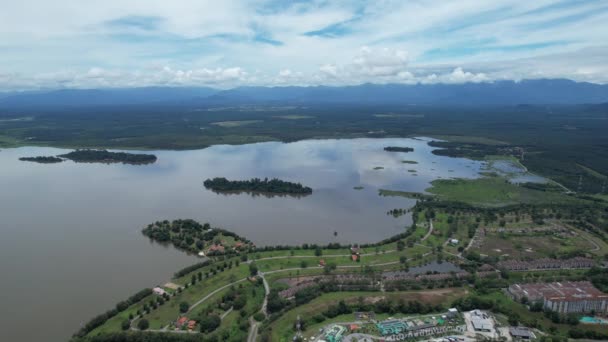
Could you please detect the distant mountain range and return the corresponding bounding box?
[1,79,607,108]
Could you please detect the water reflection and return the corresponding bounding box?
[0,137,484,342]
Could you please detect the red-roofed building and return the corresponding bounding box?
[176,316,188,328]
[319,259,326,267]
[187,320,196,330]
[351,254,358,262]
[508,281,608,314]
[208,244,225,254]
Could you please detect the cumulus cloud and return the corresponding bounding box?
[0,1,607,89]
[352,46,409,77]
[421,67,488,84]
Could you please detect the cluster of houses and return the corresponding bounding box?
[175,316,196,331]
[200,241,248,257]
[497,257,595,271]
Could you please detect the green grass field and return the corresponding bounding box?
[426,177,580,207]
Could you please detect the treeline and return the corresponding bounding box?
[59,149,157,165]
[72,332,212,342]
[384,146,414,152]
[174,260,212,278]
[429,140,503,159]
[384,275,471,291]
[73,288,153,338]
[248,228,415,254]
[203,177,312,195]
[520,182,564,192]
[18,156,64,163]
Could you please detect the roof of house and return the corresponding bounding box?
[509,327,533,338]
[177,317,188,326]
[509,281,608,302]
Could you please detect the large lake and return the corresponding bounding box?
[0,137,484,342]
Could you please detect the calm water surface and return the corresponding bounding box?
[0,137,484,342]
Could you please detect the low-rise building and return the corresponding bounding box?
[470,310,493,332]
[508,281,608,314]
[510,326,535,340]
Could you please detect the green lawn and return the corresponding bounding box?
[427,177,580,207]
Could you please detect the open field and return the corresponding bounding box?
[477,232,594,259]
[426,176,582,207]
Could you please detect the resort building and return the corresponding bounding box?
[508,281,608,314]
[319,324,346,342]
[470,310,493,332]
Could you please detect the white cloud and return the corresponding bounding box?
[0,1,607,89]
[421,67,488,84]
[352,46,408,77]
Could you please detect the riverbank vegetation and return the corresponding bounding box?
[59,149,157,164]
[18,155,64,163]
[203,177,312,195]
[142,219,252,256]
[384,146,414,152]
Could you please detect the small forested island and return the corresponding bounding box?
[203,177,312,195]
[142,219,252,255]
[19,156,64,163]
[384,146,414,152]
[59,149,157,165]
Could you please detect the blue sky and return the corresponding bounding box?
[0,0,607,89]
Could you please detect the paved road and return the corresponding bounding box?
[422,219,434,241]
[188,278,247,313]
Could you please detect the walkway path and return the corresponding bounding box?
[247,272,270,342]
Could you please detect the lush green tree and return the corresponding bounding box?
[249,262,258,276]
[137,319,149,330]
[199,314,221,333]
[179,301,190,313]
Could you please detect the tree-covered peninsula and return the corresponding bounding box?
[19,156,64,163]
[142,219,252,256]
[203,177,313,195]
[384,146,414,152]
[59,149,157,165]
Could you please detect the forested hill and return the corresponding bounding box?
[1,79,607,108]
